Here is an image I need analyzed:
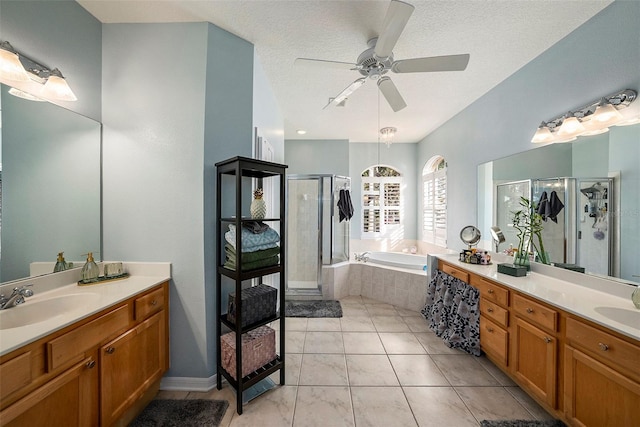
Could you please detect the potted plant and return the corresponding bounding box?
[511,196,549,268]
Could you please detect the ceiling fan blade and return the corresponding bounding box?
[374,0,415,59]
[294,58,356,70]
[391,54,470,73]
[377,77,407,112]
[323,78,367,109]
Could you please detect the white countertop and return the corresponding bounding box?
[436,254,640,342]
[0,263,170,357]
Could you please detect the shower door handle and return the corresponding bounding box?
[578,230,582,239]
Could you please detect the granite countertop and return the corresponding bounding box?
[436,254,640,342]
[0,263,170,357]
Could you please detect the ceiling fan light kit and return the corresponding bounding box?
[295,0,470,114]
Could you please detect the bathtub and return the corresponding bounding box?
[365,252,428,271]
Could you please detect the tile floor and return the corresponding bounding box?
[157,296,556,426]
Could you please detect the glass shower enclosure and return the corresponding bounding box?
[286,175,351,296]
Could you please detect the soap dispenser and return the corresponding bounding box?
[81,252,99,284]
[53,252,68,273]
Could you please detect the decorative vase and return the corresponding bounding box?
[513,250,531,271]
[250,188,267,219]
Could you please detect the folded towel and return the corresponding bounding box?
[224,255,279,271]
[244,221,270,234]
[225,224,280,252]
[225,244,280,264]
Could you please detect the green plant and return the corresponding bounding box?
[511,196,549,265]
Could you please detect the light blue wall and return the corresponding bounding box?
[254,53,285,162]
[572,133,609,178]
[285,139,349,175]
[0,0,102,120]
[350,143,418,240]
[418,1,640,248]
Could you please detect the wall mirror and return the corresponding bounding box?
[0,84,102,283]
[477,123,639,286]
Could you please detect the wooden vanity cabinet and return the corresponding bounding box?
[0,281,169,427]
[471,273,510,369]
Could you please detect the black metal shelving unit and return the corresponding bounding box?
[215,156,287,415]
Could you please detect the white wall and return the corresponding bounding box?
[253,52,285,163]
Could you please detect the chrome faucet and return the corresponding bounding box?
[354,252,370,262]
[0,285,34,310]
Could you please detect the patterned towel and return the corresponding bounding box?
[224,255,279,271]
[225,224,280,252]
[421,269,481,356]
[225,244,280,264]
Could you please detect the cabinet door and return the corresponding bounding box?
[0,355,98,427]
[513,317,557,408]
[100,311,165,426]
[564,345,640,427]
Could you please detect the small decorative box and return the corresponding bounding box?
[228,284,277,327]
[220,326,276,380]
[497,263,527,277]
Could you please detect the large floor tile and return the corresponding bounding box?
[505,386,556,420]
[306,317,341,331]
[269,353,302,386]
[365,303,398,316]
[402,316,431,332]
[414,332,465,355]
[388,355,449,386]
[455,386,534,421]
[293,386,354,427]
[340,316,376,332]
[431,354,501,386]
[346,354,399,386]
[339,295,364,305]
[298,354,348,386]
[371,315,411,332]
[303,331,344,353]
[228,386,297,427]
[476,355,517,386]
[279,331,306,353]
[341,305,370,317]
[379,332,427,354]
[351,387,417,427]
[343,332,386,354]
[395,307,421,317]
[273,317,307,331]
[404,387,478,427]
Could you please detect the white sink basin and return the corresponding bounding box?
[594,306,640,329]
[0,293,101,330]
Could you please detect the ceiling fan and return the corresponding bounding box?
[295,0,470,112]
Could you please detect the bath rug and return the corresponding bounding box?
[480,420,566,427]
[285,300,342,318]
[130,399,228,427]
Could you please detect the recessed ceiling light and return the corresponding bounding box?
[296,129,307,135]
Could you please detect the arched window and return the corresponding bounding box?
[422,156,447,246]
[361,165,402,238]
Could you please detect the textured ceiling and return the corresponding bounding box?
[78,0,613,143]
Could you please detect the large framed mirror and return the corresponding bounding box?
[477,123,639,285]
[1,84,102,283]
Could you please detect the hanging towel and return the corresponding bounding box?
[536,191,551,221]
[337,189,354,222]
[421,269,481,356]
[548,190,565,223]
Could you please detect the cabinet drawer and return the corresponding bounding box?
[441,263,469,283]
[0,352,32,401]
[135,287,164,321]
[480,316,508,366]
[471,276,509,307]
[566,317,640,380]
[480,299,508,328]
[47,305,129,371]
[512,294,557,333]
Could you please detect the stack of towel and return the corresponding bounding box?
[224,222,280,271]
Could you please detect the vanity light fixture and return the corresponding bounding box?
[531,89,637,144]
[380,126,397,147]
[8,87,45,102]
[0,40,77,102]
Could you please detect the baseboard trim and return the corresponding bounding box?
[160,374,217,392]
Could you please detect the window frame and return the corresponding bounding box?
[422,157,447,247]
[361,166,403,239]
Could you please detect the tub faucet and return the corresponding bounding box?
[0,285,34,310]
[354,252,370,262]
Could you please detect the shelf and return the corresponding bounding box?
[218,264,283,281]
[215,156,288,178]
[220,313,279,334]
[219,356,284,391]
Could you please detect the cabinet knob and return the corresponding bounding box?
[543,336,552,344]
[526,308,534,314]
[106,347,116,354]
[488,289,494,294]
[151,300,158,306]
[86,360,96,369]
[487,327,494,333]
[487,308,494,313]
[598,342,609,351]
